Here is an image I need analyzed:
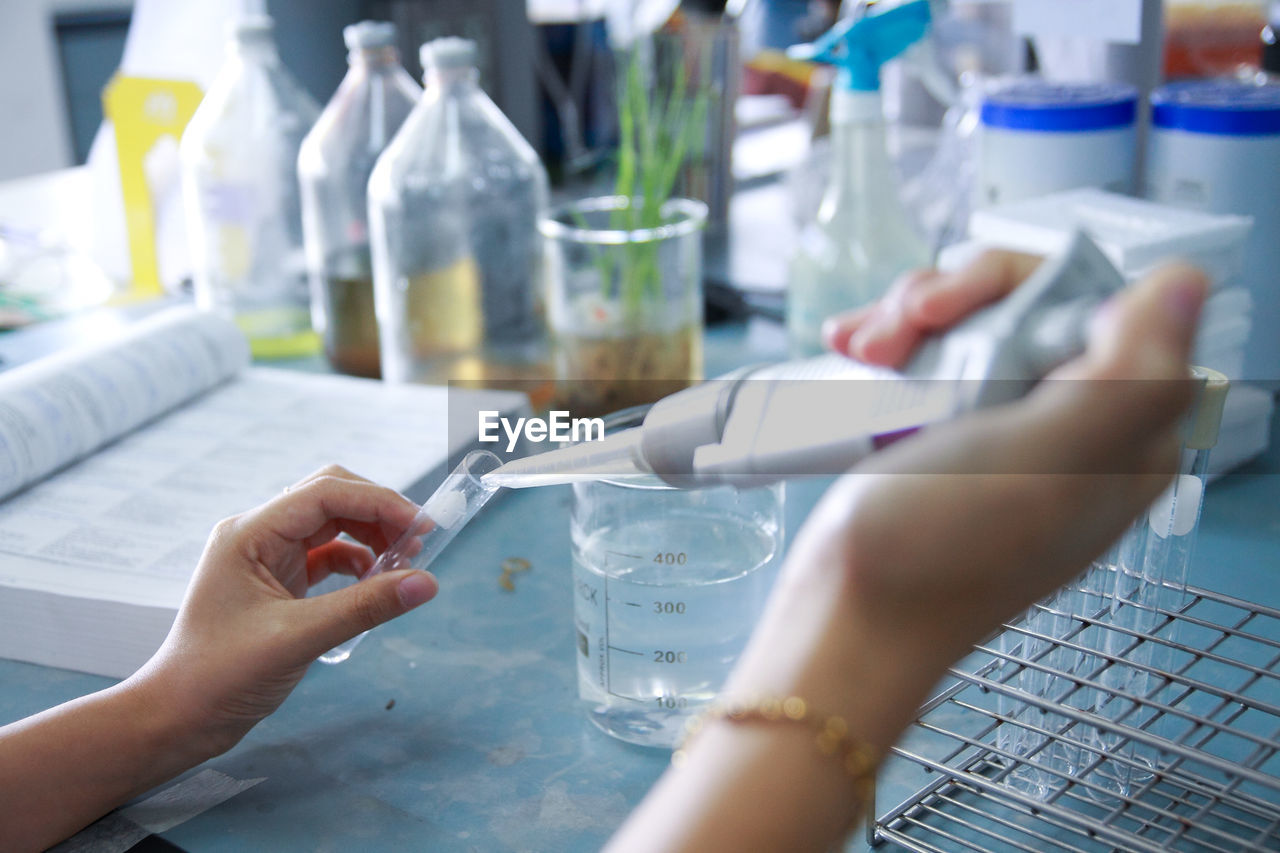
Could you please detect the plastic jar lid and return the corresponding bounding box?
[344,20,397,51]
[1152,81,1280,136]
[981,80,1138,132]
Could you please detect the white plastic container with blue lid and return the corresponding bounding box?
[1146,80,1280,386]
[977,79,1139,208]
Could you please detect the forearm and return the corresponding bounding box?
[0,675,215,852]
[607,556,954,853]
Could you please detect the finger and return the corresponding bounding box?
[1042,264,1205,419]
[282,463,386,501]
[848,310,924,367]
[821,304,877,355]
[259,475,421,547]
[299,517,405,556]
[1020,263,1207,473]
[844,269,941,366]
[1070,262,1205,383]
[310,508,437,558]
[306,540,378,586]
[906,250,1042,329]
[290,569,440,656]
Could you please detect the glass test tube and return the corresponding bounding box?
[1081,368,1229,798]
[1000,368,1229,800]
[318,449,503,664]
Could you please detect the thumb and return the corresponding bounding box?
[1023,263,1207,475]
[1084,262,1206,382]
[293,569,439,657]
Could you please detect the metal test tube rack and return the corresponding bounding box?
[869,571,1280,851]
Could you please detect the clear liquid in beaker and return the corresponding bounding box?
[572,512,780,748]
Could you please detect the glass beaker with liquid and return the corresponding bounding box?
[569,412,785,748]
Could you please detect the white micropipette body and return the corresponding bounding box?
[485,232,1126,491]
[318,449,502,664]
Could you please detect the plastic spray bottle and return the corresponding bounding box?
[786,0,932,356]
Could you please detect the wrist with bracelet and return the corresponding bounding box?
[673,694,882,804]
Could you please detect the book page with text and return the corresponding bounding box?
[0,369,487,608]
[0,307,249,501]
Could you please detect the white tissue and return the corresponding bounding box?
[424,488,468,529]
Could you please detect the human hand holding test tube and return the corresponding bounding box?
[319,450,503,663]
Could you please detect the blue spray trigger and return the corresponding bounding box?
[785,0,931,92]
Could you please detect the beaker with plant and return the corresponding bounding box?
[543,52,710,417]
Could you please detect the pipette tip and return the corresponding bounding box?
[479,427,651,489]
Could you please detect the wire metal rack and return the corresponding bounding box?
[870,580,1280,852]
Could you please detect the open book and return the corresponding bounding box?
[0,307,528,678]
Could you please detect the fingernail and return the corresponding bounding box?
[397,572,438,609]
[820,316,849,353]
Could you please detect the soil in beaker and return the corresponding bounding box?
[555,324,703,417]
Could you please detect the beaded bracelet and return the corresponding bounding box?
[671,695,880,798]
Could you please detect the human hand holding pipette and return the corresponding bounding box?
[821,249,1048,366]
[608,256,1208,853]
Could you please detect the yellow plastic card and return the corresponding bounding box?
[102,75,204,300]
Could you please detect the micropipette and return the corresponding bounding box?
[484,231,1127,490]
[318,449,502,664]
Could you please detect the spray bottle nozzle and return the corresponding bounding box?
[786,0,932,92]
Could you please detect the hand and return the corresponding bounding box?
[734,255,1208,713]
[820,250,1047,368]
[131,465,439,758]
[603,250,1213,853]
[0,465,440,852]
[610,254,1207,853]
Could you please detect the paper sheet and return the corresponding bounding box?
[0,369,458,608]
[0,307,529,676]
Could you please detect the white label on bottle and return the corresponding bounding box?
[1149,474,1203,539]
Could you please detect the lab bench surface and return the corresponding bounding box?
[0,318,1277,852]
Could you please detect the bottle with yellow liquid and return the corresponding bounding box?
[368,38,550,387]
[180,16,320,358]
[298,21,420,379]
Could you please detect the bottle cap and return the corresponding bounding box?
[420,37,477,71]
[230,15,274,42]
[786,0,930,92]
[1153,81,1280,137]
[981,80,1139,132]
[344,20,397,51]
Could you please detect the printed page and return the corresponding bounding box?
[0,306,249,501]
[0,368,527,610]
